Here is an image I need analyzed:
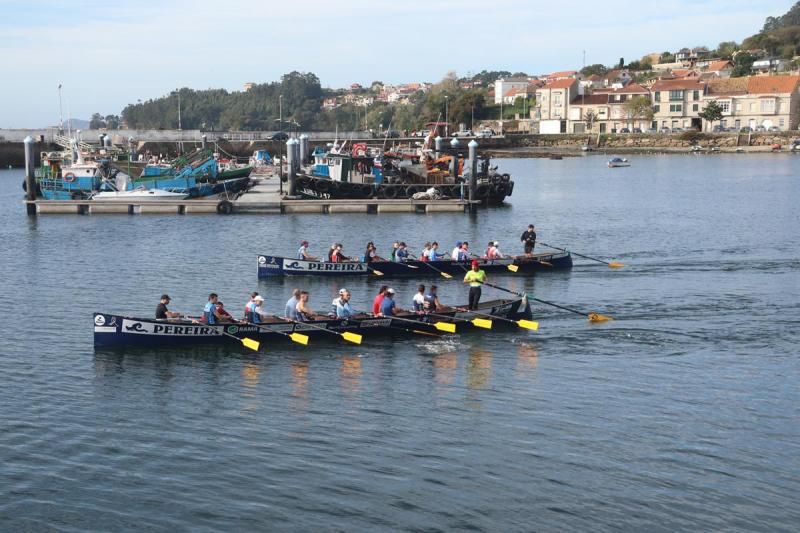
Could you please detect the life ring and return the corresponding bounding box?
[315,179,330,193]
[382,186,398,199]
[405,186,421,197]
[216,200,233,215]
[64,172,76,183]
[501,173,511,183]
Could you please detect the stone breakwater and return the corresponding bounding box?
[508,132,799,150]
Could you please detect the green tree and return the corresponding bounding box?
[580,63,608,77]
[584,110,597,131]
[622,96,654,129]
[731,52,755,77]
[698,100,724,131]
[660,51,675,63]
[715,41,739,58]
[89,113,105,129]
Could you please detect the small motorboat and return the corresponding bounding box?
[91,187,188,201]
[607,157,630,168]
[581,144,593,152]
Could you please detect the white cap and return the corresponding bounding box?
[254,295,264,302]
[387,288,396,294]
[494,242,500,246]
[339,288,347,294]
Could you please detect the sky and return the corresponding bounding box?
[0,0,792,128]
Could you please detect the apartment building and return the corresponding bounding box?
[651,79,706,130]
[704,75,800,131]
[535,78,579,133]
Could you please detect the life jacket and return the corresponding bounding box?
[204,301,217,325]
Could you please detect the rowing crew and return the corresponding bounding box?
[154,282,459,325]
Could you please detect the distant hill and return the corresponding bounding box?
[742,1,800,59]
[51,118,90,130]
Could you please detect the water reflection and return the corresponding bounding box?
[340,355,362,395]
[432,351,457,386]
[289,359,310,415]
[515,343,539,378]
[466,349,492,390]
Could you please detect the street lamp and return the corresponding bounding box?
[444,95,449,137]
[58,83,63,132]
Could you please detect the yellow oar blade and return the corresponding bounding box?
[434,322,456,333]
[441,272,453,279]
[517,319,539,331]
[242,337,260,351]
[472,318,493,329]
[342,331,363,345]
[588,313,613,323]
[608,262,625,268]
[507,264,519,272]
[371,269,384,276]
[289,333,309,345]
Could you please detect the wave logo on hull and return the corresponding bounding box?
[125,322,146,332]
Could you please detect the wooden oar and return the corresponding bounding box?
[247,321,309,345]
[425,311,493,330]
[390,314,457,333]
[463,308,539,331]
[479,281,612,323]
[412,258,454,279]
[540,242,624,268]
[366,264,384,276]
[288,316,362,344]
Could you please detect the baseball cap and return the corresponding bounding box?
[387,288,396,294]
[254,295,264,302]
[161,294,170,300]
[339,288,347,294]
[471,260,479,267]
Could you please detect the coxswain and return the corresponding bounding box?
[463,260,487,310]
[521,224,536,255]
[412,284,426,312]
[203,293,224,324]
[331,288,354,319]
[284,289,301,320]
[156,294,182,319]
[372,285,388,314]
[295,291,316,321]
[297,240,318,261]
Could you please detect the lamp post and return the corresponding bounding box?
[177,91,181,130]
[445,95,449,137]
[58,83,63,133]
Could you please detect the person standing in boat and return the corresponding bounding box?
[156,294,182,319]
[521,224,536,255]
[284,289,301,320]
[412,284,426,312]
[297,240,318,261]
[463,260,487,310]
[203,293,225,324]
[295,291,317,321]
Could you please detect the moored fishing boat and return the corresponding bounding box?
[257,252,572,278]
[607,157,630,168]
[93,297,533,348]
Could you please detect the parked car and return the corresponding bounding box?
[452,130,474,137]
[755,125,767,132]
[271,131,289,141]
[740,126,753,133]
[632,127,643,134]
[619,128,631,134]
[768,126,780,132]
[476,129,494,138]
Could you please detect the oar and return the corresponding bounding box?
[463,308,539,331]
[479,281,612,323]
[288,316,362,344]
[188,316,260,351]
[506,256,553,272]
[247,321,309,345]
[412,257,454,279]
[366,264,384,276]
[425,311,493,330]
[540,242,624,268]
[390,314,457,333]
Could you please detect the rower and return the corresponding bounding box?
[203,293,223,324]
[331,288,354,318]
[244,291,259,317]
[424,285,443,312]
[487,241,503,259]
[379,287,399,316]
[297,240,318,261]
[331,243,349,263]
[451,241,462,260]
[215,301,235,323]
[395,242,409,262]
[156,294,182,319]
[390,242,399,261]
[295,291,317,321]
[420,243,431,262]
[412,284,425,312]
[372,285,388,315]
[284,289,301,320]
[247,295,269,323]
[427,241,446,261]
[458,242,470,261]
[463,260,487,310]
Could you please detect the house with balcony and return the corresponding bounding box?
[651,79,707,130]
[703,75,800,131]
[535,78,579,133]
[752,58,790,74]
[568,83,651,133]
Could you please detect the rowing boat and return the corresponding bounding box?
[93,297,532,349]
[257,252,572,278]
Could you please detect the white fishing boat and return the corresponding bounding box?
[607,157,630,168]
[91,187,188,201]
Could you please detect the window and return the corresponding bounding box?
[692,104,699,112]
[654,105,660,113]
[780,118,785,127]
[749,103,755,112]
[693,90,700,101]
[669,104,682,112]
[669,90,684,101]
[735,103,742,112]
[761,99,775,113]
[719,101,730,113]
[654,91,661,102]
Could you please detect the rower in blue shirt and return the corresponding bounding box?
[246,295,266,324]
[331,288,354,318]
[284,289,301,320]
[395,242,409,262]
[379,288,398,316]
[204,293,221,324]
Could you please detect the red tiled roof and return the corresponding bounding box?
[651,79,706,91]
[545,78,577,89]
[747,75,800,94]
[587,74,601,81]
[570,94,609,105]
[548,70,577,79]
[706,77,748,96]
[707,60,733,72]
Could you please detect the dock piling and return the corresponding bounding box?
[468,139,478,212]
[24,136,36,215]
[287,138,297,196]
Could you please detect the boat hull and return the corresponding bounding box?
[257,253,572,278]
[93,297,532,348]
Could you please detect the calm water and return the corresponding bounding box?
[1,154,798,531]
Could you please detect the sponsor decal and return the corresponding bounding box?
[259,256,281,269]
[94,326,117,333]
[94,315,106,326]
[227,325,239,334]
[258,256,267,265]
[121,319,222,337]
[360,319,392,328]
[287,262,367,272]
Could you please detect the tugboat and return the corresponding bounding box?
[294,140,514,205]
